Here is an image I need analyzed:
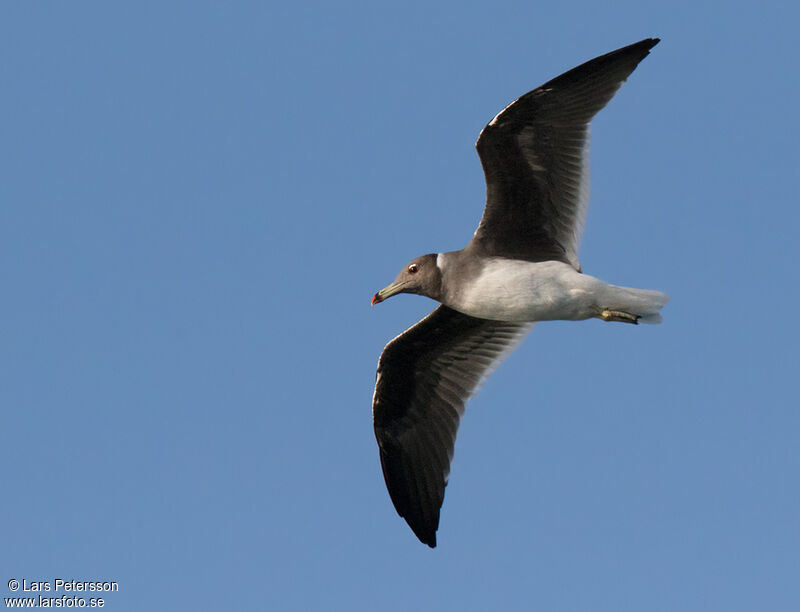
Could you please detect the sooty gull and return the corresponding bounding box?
[371,38,668,547]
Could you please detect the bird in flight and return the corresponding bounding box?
[371,38,667,547]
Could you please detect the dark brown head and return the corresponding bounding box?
[371,254,443,305]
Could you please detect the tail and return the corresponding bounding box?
[604,286,669,324]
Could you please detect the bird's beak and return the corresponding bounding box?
[371,281,406,305]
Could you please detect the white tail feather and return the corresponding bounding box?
[604,286,669,324]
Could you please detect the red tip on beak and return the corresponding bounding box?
[371,293,383,306]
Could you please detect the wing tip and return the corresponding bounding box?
[399,509,439,547]
[639,37,660,58]
[608,37,660,68]
[377,441,444,547]
[410,522,438,548]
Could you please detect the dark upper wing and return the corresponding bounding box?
[372,305,533,547]
[470,38,659,269]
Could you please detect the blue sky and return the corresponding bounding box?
[2,1,798,610]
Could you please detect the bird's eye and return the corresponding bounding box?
[408,264,418,274]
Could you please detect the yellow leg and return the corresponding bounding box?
[599,309,640,324]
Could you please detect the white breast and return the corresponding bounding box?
[446,259,601,323]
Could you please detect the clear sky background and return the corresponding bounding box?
[2,1,798,610]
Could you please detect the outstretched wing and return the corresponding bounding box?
[470,38,659,269]
[372,306,533,547]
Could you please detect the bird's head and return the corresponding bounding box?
[371,254,442,305]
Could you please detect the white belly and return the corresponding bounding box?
[447,259,603,322]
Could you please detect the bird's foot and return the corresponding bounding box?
[599,309,640,324]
